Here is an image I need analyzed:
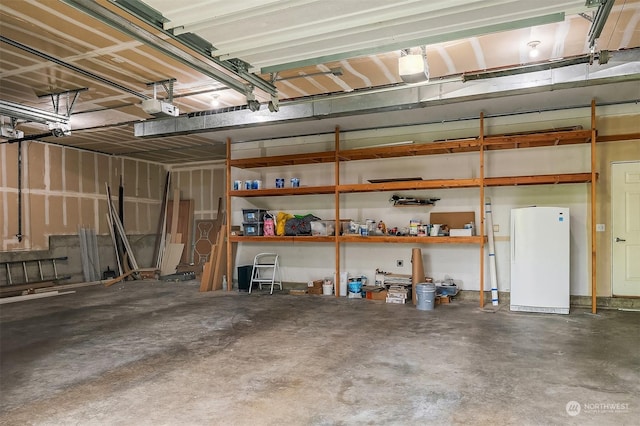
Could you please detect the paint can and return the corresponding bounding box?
[291,177,300,187]
[416,283,436,310]
[233,180,242,190]
[275,178,285,188]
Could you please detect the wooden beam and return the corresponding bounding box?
[226,137,233,291]
[479,112,485,308]
[334,126,341,298]
[591,99,597,314]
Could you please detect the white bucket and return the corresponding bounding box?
[430,224,441,236]
[322,283,333,295]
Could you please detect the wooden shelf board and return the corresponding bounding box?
[338,235,484,244]
[229,235,335,243]
[483,129,593,149]
[230,185,336,197]
[484,173,593,186]
[229,151,336,168]
[338,178,480,193]
[338,139,480,161]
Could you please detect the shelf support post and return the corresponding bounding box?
[479,112,485,307]
[334,126,341,297]
[590,100,597,313]
[226,137,233,291]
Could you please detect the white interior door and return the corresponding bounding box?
[612,161,640,296]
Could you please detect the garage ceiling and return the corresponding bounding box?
[0,0,639,163]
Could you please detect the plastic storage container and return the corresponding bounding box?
[310,220,336,236]
[243,222,264,236]
[242,209,266,223]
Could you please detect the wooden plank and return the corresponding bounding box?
[153,172,170,269]
[334,126,341,298]
[597,132,640,142]
[226,138,232,291]
[0,291,76,304]
[591,100,597,314]
[338,235,484,244]
[170,189,180,243]
[104,270,136,287]
[0,281,56,297]
[479,112,485,308]
[338,139,480,161]
[338,178,480,193]
[229,235,335,243]
[199,248,215,292]
[229,150,336,168]
[211,225,227,291]
[230,185,335,197]
[484,173,593,187]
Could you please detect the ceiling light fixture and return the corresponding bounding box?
[398,47,429,84]
[211,94,220,108]
[527,40,541,59]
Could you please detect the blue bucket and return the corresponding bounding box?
[348,281,362,294]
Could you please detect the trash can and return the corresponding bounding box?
[237,265,253,292]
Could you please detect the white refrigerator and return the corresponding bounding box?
[510,206,570,314]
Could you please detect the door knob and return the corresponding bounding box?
[615,237,626,242]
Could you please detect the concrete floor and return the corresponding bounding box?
[0,281,638,426]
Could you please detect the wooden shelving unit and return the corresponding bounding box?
[226,105,599,312]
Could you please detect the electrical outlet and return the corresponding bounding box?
[596,224,605,232]
[396,260,403,267]
[493,224,500,232]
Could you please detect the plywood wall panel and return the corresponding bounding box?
[123,158,138,198]
[28,193,47,249]
[1,144,18,188]
[49,145,63,192]
[80,151,97,195]
[65,149,80,193]
[96,154,110,197]
[48,195,64,231]
[201,169,213,216]
[65,197,80,233]
[26,142,46,190]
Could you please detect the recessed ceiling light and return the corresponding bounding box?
[211,94,220,108]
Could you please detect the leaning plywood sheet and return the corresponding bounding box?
[211,224,227,291]
[160,243,184,276]
[199,245,215,292]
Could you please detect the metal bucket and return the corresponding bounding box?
[416,283,436,311]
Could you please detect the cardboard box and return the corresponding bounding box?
[307,280,323,295]
[430,212,475,229]
[366,289,388,300]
